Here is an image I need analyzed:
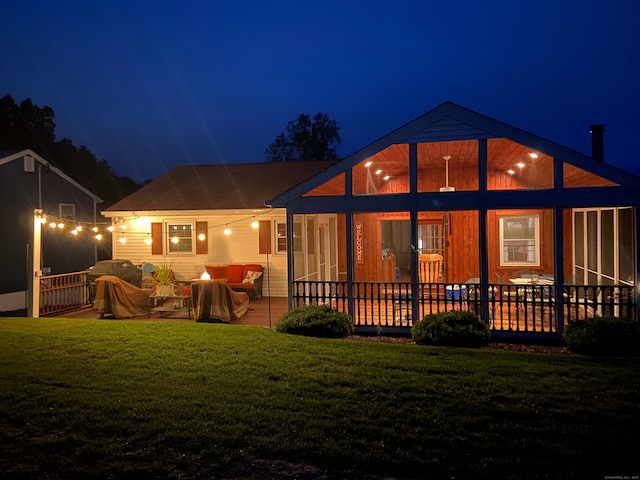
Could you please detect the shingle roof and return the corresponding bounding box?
[105,161,338,212]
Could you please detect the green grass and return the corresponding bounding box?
[1,318,639,479]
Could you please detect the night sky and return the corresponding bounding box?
[3,0,639,183]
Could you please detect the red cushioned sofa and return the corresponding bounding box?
[204,264,264,299]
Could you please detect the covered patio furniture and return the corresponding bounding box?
[191,280,249,323]
[93,275,153,318]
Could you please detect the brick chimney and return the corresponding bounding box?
[589,124,605,162]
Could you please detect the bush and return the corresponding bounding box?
[563,316,640,356]
[276,304,354,338]
[412,310,490,348]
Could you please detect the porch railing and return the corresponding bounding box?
[39,270,91,316]
[291,280,637,336]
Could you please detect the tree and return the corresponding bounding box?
[265,112,341,162]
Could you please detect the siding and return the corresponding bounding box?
[109,211,290,297]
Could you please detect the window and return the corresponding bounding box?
[59,203,76,221]
[167,223,193,253]
[24,155,35,172]
[275,222,287,254]
[499,215,539,266]
[275,220,302,254]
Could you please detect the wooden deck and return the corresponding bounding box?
[55,296,290,328]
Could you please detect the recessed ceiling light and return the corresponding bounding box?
[529,153,538,159]
[365,161,373,167]
[375,169,382,175]
[517,162,525,168]
[507,169,515,175]
[384,175,390,181]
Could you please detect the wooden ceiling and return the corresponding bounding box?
[305,138,617,196]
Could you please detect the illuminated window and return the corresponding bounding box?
[166,223,193,253]
[499,215,539,266]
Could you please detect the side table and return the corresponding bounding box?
[149,294,192,319]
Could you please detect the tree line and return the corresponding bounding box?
[0,95,141,208]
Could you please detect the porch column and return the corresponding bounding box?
[29,209,42,318]
[553,157,565,332]
[553,206,565,333]
[286,210,294,311]
[409,143,419,321]
[345,169,355,321]
[478,139,490,322]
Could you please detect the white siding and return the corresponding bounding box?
[109,211,291,297]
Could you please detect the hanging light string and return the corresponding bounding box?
[35,210,269,241]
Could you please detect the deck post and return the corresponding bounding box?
[29,209,42,318]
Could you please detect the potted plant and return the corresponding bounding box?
[153,261,176,297]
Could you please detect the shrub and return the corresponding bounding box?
[563,316,640,356]
[276,304,354,338]
[412,310,490,348]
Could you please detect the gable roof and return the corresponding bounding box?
[105,160,338,213]
[268,101,640,206]
[0,149,103,202]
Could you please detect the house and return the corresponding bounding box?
[103,102,639,338]
[102,161,338,297]
[267,102,639,337]
[0,149,103,313]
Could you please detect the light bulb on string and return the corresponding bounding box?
[224,224,231,236]
[251,217,259,229]
[145,234,152,245]
[119,232,127,244]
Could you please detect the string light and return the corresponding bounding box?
[36,210,269,243]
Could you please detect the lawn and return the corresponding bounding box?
[1,318,639,479]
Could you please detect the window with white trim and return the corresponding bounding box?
[274,220,303,254]
[59,203,76,221]
[499,214,539,266]
[166,223,193,253]
[275,221,287,254]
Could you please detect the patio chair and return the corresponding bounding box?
[418,254,443,283]
[495,273,524,303]
[564,274,601,319]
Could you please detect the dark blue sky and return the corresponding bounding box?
[3,0,639,182]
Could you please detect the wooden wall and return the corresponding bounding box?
[337,208,563,284]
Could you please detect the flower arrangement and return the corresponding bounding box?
[381,248,395,260]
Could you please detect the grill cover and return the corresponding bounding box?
[87,259,142,300]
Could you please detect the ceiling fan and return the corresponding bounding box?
[439,155,455,192]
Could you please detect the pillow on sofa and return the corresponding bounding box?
[242,270,263,284]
